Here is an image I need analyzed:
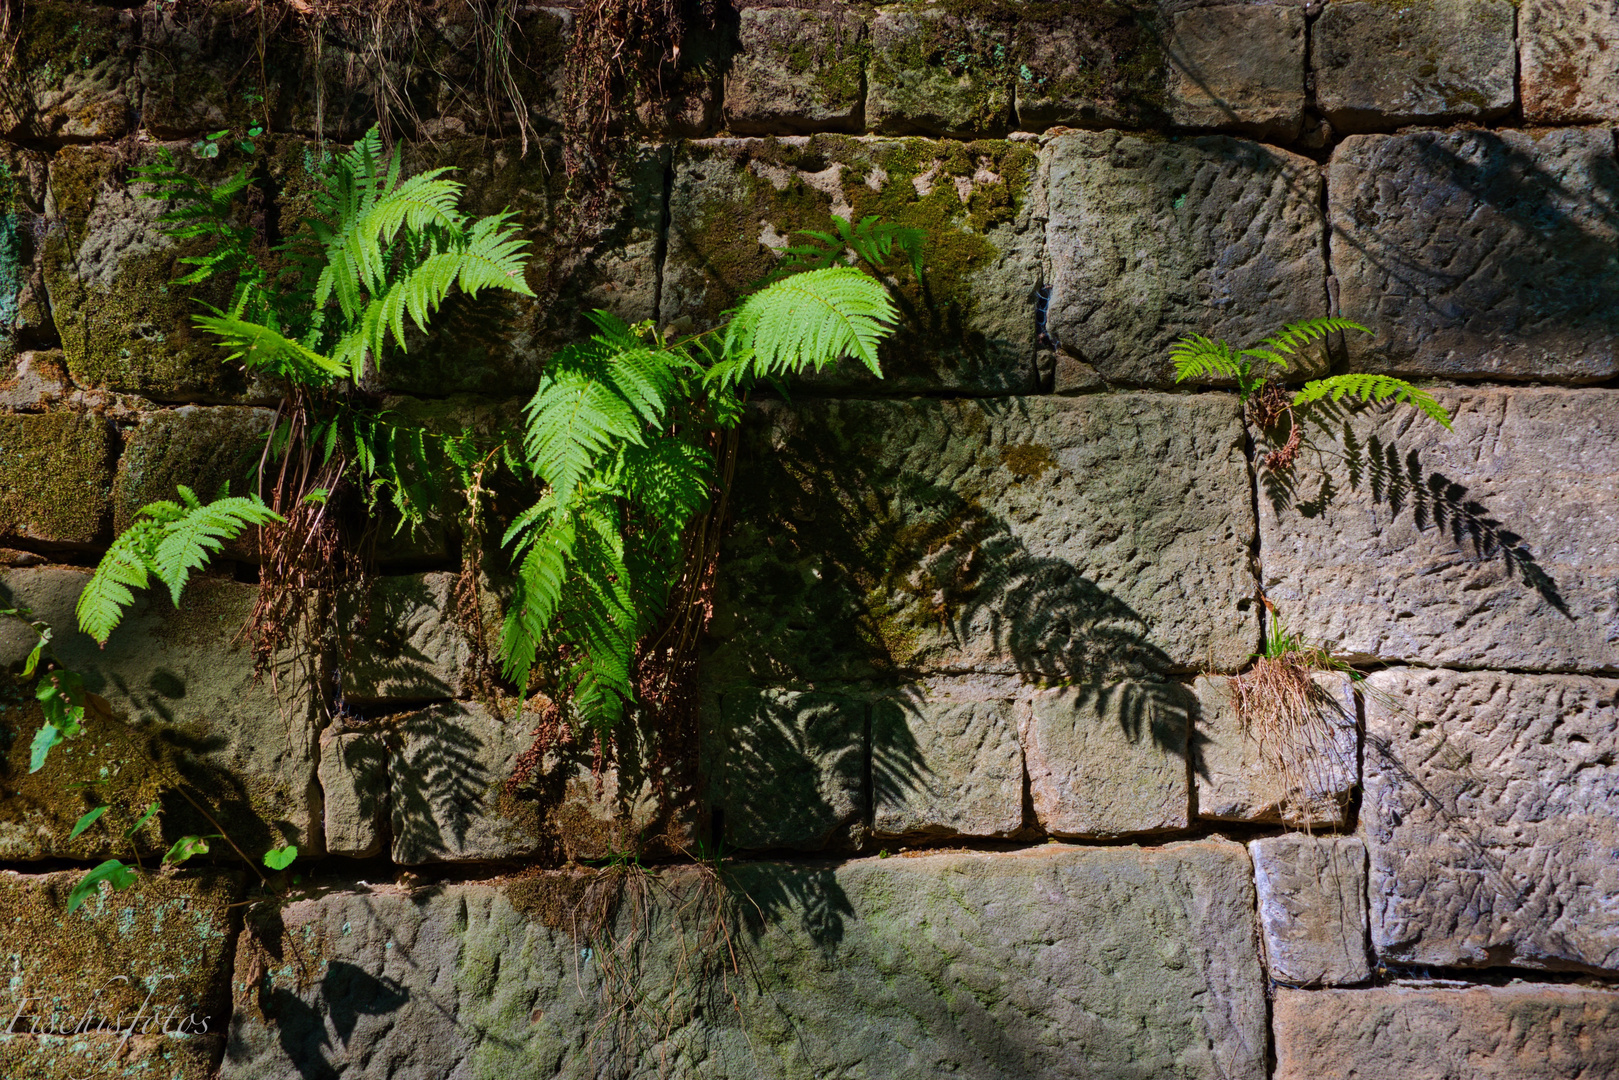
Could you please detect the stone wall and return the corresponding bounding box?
[1,1,1617,1077]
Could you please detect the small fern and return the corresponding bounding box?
[1291,374,1451,429]
[776,214,926,281]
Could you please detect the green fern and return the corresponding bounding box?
[777,214,926,281]
[1171,318,1369,401]
[1291,374,1452,429]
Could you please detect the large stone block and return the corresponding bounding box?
[112,405,275,534]
[1,145,53,362]
[1011,1,1169,131]
[0,411,112,547]
[1362,667,1619,975]
[662,135,1042,393]
[1193,671,1358,828]
[867,4,1012,137]
[1044,131,1327,386]
[725,6,868,134]
[1250,835,1370,986]
[339,572,473,704]
[1314,0,1515,132]
[1162,3,1306,140]
[1522,0,1619,124]
[708,394,1258,687]
[223,842,1267,1080]
[1329,128,1619,382]
[1273,985,1619,1080]
[0,568,323,860]
[0,1,136,141]
[1022,683,1191,838]
[1258,388,1619,672]
[319,727,387,859]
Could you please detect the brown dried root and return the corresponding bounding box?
[1249,382,1301,472]
[1227,648,1358,826]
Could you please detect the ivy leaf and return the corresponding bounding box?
[68,805,109,840]
[163,835,213,865]
[262,844,297,871]
[66,860,138,914]
[123,802,160,839]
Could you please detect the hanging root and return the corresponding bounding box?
[1227,648,1357,825]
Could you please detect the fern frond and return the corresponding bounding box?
[1240,317,1368,370]
[523,370,646,504]
[500,513,577,689]
[192,313,347,380]
[1292,375,1452,429]
[725,266,895,380]
[622,438,713,530]
[151,488,280,605]
[76,521,163,645]
[1169,334,1246,382]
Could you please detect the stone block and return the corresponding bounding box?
[1329,128,1619,382]
[1012,1,1169,131]
[223,842,1266,1080]
[1044,131,1327,386]
[1315,0,1515,132]
[870,676,1024,839]
[0,411,112,547]
[319,728,388,859]
[0,568,323,860]
[339,572,473,704]
[725,7,868,134]
[0,1,136,141]
[1193,671,1358,828]
[1362,667,1619,975]
[1522,0,1619,124]
[1258,388,1619,672]
[388,700,545,864]
[1021,683,1191,838]
[1,145,53,361]
[867,4,1012,137]
[662,136,1042,394]
[1250,835,1370,986]
[1163,3,1306,140]
[112,405,275,534]
[708,395,1258,686]
[705,688,866,851]
[0,1034,222,1080]
[1273,985,1619,1080]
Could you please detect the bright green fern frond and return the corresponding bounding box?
[500,513,577,689]
[1240,317,1369,369]
[193,312,347,380]
[523,370,646,503]
[623,438,713,531]
[151,490,280,606]
[725,266,896,380]
[456,213,535,298]
[1169,334,1246,383]
[76,521,163,645]
[1292,375,1452,429]
[603,347,684,429]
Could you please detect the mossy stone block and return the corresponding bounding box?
[0,1033,223,1080]
[112,406,275,534]
[0,1,136,141]
[0,410,112,547]
[1013,0,1169,131]
[726,6,870,134]
[662,135,1041,393]
[868,4,1013,137]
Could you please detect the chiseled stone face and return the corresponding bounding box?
[1522,0,1619,123]
[111,405,275,534]
[1362,667,1619,975]
[1163,3,1306,140]
[223,842,1267,1080]
[725,7,868,134]
[1011,2,1169,132]
[1258,388,1619,673]
[339,572,474,705]
[1314,0,1515,132]
[1273,985,1619,1080]
[1043,130,1327,387]
[1329,128,1619,383]
[319,729,388,859]
[1250,835,1370,986]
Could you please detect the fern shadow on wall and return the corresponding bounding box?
[388,704,492,863]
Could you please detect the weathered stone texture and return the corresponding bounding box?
[662,136,1042,393]
[340,572,473,704]
[1044,131,1327,386]
[1522,0,1619,124]
[1163,3,1306,140]
[224,842,1266,1080]
[1251,835,1370,986]
[867,5,1011,137]
[1012,2,1168,131]
[1362,667,1619,975]
[1259,388,1619,672]
[1,146,52,363]
[0,1034,223,1080]
[0,568,322,859]
[1315,0,1515,132]
[706,395,1257,689]
[1194,671,1358,828]
[0,410,112,546]
[1022,684,1191,838]
[319,728,388,859]
[726,7,868,134]
[1273,985,1619,1080]
[0,1,136,141]
[112,405,275,534]
[1329,128,1619,382]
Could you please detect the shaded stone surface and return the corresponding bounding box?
[1251,835,1370,986]
[1163,3,1306,140]
[0,568,323,859]
[1012,1,1169,131]
[1044,131,1327,386]
[1194,671,1358,828]
[1362,667,1619,975]
[223,842,1267,1080]
[1329,128,1619,382]
[0,1,136,141]
[340,572,473,704]
[1022,683,1191,838]
[706,395,1257,689]
[1258,388,1619,672]
[662,135,1042,393]
[0,1034,223,1080]
[1522,0,1619,124]
[870,676,1024,839]
[319,728,388,859]
[112,405,275,533]
[725,6,868,134]
[1273,985,1619,1080]
[0,410,112,546]
[1315,0,1515,132]
[867,5,1011,137]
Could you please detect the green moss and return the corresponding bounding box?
[999,443,1056,481]
[0,411,112,545]
[13,1,125,87]
[1012,0,1168,128]
[112,407,272,532]
[869,3,1014,135]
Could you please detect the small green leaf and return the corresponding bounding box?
[163,834,213,865]
[262,844,297,871]
[68,806,109,840]
[66,860,137,914]
[123,802,160,839]
[29,723,62,773]
[302,488,329,505]
[21,624,50,679]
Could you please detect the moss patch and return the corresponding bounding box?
[1012,0,1168,130]
[0,411,112,546]
[868,3,1015,136]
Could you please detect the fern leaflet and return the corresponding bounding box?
[1292,374,1452,429]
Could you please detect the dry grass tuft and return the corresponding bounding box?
[1228,642,1358,826]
